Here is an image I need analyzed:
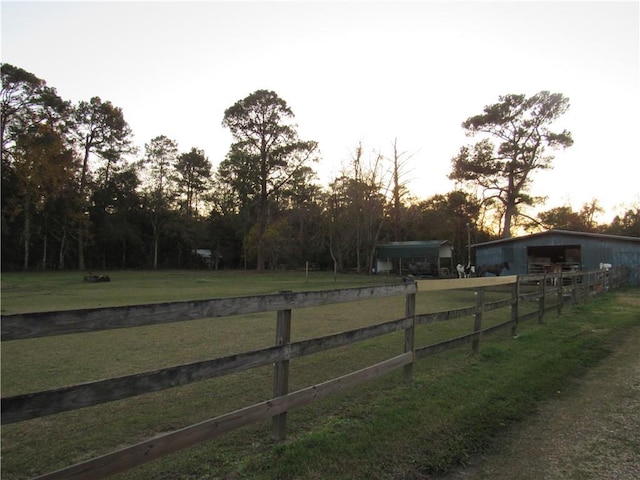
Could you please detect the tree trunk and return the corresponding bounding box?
[153,225,159,269]
[77,232,85,270]
[41,223,47,270]
[58,226,67,269]
[392,138,402,242]
[121,238,127,268]
[256,147,269,271]
[77,139,91,271]
[502,171,517,238]
[22,198,30,270]
[503,200,516,238]
[256,230,266,271]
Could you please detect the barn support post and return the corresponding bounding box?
[472,287,485,354]
[510,278,519,337]
[538,275,546,323]
[571,273,578,304]
[404,290,416,382]
[272,292,292,441]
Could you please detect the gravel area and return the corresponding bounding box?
[438,325,640,480]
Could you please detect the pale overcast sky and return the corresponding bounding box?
[2,0,639,222]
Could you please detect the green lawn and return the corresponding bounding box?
[1,271,637,479]
[0,270,405,314]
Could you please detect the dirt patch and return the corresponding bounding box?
[437,325,640,480]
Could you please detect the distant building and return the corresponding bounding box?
[375,240,454,276]
[472,229,640,284]
[194,249,218,269]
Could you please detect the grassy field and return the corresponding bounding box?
[1,271,637,479]
[0,270,409,314]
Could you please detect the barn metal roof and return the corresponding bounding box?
[376,240,452,258]
[471,229,640,248]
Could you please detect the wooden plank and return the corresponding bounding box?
[538,277,546,323]
[415,275,517,292]
[404,292,416,382]
[1,283,417,341]
[417,318,515,358]
[519,291,540,302]
[2,316,412,424]
[1,346,284,425]
[472,287,484,353]
[480,319,515,336]
[518,310,540,323]
[483,297,513,312]
[511,280,519,337]
[272,304,292,440]
[416,333,474,358]
[33,352,413,480]
[416,305,477,324]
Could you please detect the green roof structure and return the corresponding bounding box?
[375,240,454,277]
[376,240,452,258]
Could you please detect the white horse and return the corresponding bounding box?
[456,263,475,278]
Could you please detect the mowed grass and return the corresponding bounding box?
[1,271,636,479]
[0,269,410,314]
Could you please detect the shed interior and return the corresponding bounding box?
[527,245,581,273]
[375,241,453,276]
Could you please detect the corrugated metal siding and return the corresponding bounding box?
[475,245,520,274]
[474,231,640,283]
[376,241,452,258]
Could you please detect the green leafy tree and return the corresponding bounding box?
[1,64,75,270]
[9,125,77,269]
[221,89,318,271]
[606,206,640,237]
[450,91,573,238]
[326,144,389,274]
[532,205,587,232]
[403,191,483,265]
[277,167,326,268]
[532,200,604,233]
[1,63,69,165]
[72,96,134,269]
[139,135,178,268]
[89,164,144,268]
[207,179,246,269]
[175,147,211,218]
[579,199,604,232]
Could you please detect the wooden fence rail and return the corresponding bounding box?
[0,268,620,480]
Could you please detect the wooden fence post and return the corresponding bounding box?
[404,291,416,382]
[272,292,292,441]
[472,287,484,354]
[511,278,519,337]
[556,271,563,316]
[538,275,546,323]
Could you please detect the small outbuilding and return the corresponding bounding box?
[472,229,640,284]
[375,240,454,276]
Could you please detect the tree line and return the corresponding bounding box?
[2,63,638,272]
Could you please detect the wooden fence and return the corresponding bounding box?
[0,268,623,480]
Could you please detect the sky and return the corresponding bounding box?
[2,0,639,223]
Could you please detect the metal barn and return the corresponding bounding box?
[472,229,640,284]
[375,240,454,276]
